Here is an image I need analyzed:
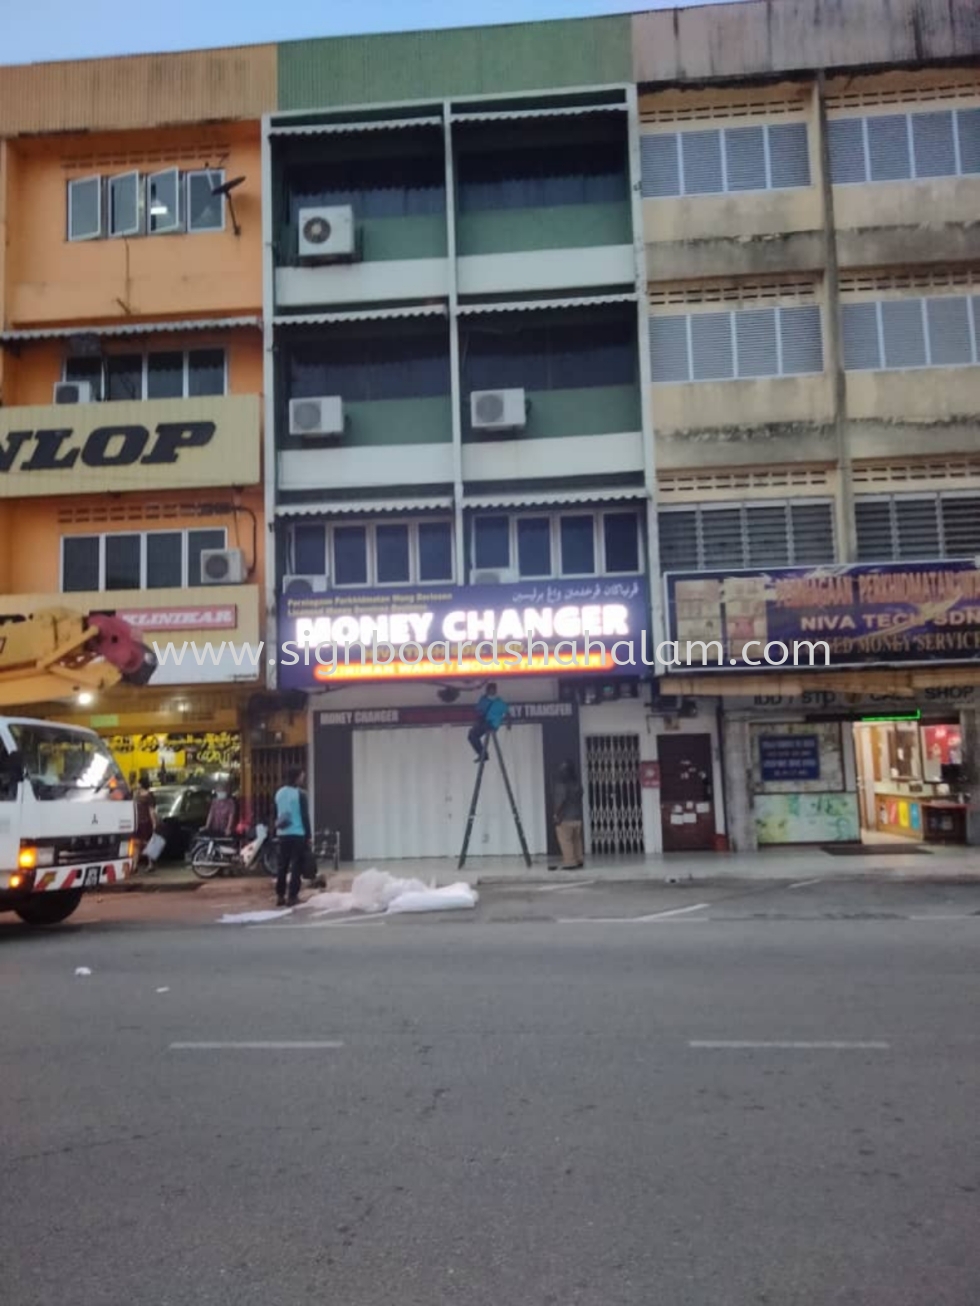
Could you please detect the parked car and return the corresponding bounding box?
[150,785,215,861]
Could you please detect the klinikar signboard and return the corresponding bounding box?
[664,560,980,670]
[277,578,650,687]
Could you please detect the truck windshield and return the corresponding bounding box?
[8,723,131,802]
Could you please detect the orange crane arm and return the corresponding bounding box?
[0,608,157,709]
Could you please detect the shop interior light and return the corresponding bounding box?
[860,710,922,722]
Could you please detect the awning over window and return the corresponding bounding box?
[464,487,647,510]
[1,317,262,343]
[276,497,454,519]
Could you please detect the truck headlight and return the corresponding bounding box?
[120,838,137,858]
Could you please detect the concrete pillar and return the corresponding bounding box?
[959,708,980,845]
[722,715,756,852]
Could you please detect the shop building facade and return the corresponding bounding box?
[641,0,980,850]
[0,65,277,818]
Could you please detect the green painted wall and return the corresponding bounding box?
[462,385,640,443]
[280,396,453,450]
[456,202,631,256]
[279,214,447,263]
[278,17,631,110]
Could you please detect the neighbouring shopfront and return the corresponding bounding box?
[662,559,980,850]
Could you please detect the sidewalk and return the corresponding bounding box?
[110,842,980,895]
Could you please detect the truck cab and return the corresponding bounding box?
[0,717,137,927]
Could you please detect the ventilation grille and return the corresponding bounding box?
[826,74,980,112]
[658,467,833,500]
[649,278,819,308]
[641,87,810,125]
[62,142,232,173]
[852,459,980,490]
[839,268,980,297]
[56,501,213,525]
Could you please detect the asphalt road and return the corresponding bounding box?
[3,881,980,1305]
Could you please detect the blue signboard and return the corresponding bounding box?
[664,559,980,670]
[277,576,650,688]
[758,734,821,783]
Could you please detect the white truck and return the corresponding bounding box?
[0,606,157,926]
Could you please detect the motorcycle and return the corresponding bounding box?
[190,824,268,881]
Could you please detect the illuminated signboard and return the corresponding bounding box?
[664,559,980,670]
[277,578,650,687]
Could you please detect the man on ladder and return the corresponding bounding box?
[467,682,508,760]
[459,682,532,870]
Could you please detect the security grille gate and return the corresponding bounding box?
[251,745,305,829]
[585,735,644,856]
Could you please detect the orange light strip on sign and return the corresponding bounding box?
[311,651,615,683]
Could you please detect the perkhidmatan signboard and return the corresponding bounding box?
[278,577,650,687]
[664,560,980,671]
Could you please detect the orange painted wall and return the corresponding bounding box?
[2,329,262,408]
[5,121,262,327]
[0,487,265,597]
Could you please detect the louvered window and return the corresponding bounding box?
[650,305,823,383]
[829,106,980,184]
[855,494,980,561]
[641,122,810,197]
[659,501,836,571]
[842,296,980,372]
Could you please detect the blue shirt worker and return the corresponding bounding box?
[273,766,311,907]
[468,682,509,760]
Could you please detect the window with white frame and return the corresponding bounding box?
[640,122,811,198]
[61,528,227,593]
[287,520,454,588]
[650,304,823,383]
[855,493,980,562]
[64,348,226,401]
[659,501,836,572]
[828,107,980,185]
[67,168,224,242]
[841,295,980,372]
[471,510,642,580]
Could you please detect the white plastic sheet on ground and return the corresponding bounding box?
[306,869,478,917]
[217,870,478,925]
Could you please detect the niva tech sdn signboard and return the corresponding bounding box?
[664,560,980,671]
[277,577,652,688]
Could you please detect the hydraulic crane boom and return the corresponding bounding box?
[0,608,157,708]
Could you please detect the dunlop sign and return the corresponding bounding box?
[0,395,261,497]
[0,422,215,472]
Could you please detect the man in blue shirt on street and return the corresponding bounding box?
[468,682,509,761]
[274,766,311,907]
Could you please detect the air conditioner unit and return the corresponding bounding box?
[471,568,519,586]
[283,573,329,596]
[297,205,355,262]
[289,396,344,438]
[53,380,96,404]
[470,388,526,433]
[199,548,246,585]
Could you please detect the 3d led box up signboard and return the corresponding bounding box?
[663,560,980,670]
[277,578,651,687]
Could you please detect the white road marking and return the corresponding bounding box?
[169,1041,345,1050]
[557,904,712,925]
[534,879,597,894]
[689,1040,890,1050]
[248,915,386,930]
[788,878,822,890]
[909,914,979,921]
[635,902,711,921]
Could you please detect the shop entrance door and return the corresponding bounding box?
[585,734,644,855]
[353,725,546,860]
[658,734,716,852]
